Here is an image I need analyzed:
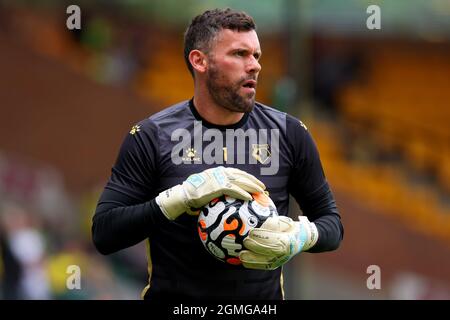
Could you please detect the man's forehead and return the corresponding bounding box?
[214,29,261,51]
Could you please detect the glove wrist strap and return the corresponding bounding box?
[156,184,188,220]
[298,216,319,251]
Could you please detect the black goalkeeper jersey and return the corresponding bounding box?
[92,99,343,300]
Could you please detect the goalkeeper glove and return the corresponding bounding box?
[239,215,318,270]
[155,166,266,220]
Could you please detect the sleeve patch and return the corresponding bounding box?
[129,124,141,135]
[299,120,308,131]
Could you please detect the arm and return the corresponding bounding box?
[92,191,166,255]
[240,117,343,270]
[287,117,343,252]
[91,120,162,255]
[292,181,343,252]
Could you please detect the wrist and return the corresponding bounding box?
[298,216,319,251]
[156,184,188,220]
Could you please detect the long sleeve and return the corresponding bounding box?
[91,119,164,255]
[295,182,343,252]
[92,190,167,255]
[286,116,344,252]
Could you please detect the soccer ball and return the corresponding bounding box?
[197,193,278,265]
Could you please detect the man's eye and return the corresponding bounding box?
[235,51,245,56]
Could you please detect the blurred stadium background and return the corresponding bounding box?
[0,0,449,300]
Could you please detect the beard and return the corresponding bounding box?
[206,63,255,113]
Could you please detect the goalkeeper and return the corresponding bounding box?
[92,8,343,300]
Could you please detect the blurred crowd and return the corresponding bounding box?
[0,155,147,299]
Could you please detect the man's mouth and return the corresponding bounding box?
[242,79,257,89]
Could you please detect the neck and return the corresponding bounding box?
[193,84,244,126]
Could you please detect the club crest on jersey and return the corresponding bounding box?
[252,144,271,164]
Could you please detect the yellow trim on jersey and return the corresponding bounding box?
[140,239,153,299]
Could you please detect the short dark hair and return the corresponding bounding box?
[183,8,256,77]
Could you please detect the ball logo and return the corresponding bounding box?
[248,215,258,227]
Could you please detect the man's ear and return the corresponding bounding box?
[189,50,208,74]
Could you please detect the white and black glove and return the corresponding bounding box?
[155,166,266,220]
[239,216,319,270]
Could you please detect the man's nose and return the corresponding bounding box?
[247,56,261,74]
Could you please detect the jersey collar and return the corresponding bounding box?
[188,99,250,130]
